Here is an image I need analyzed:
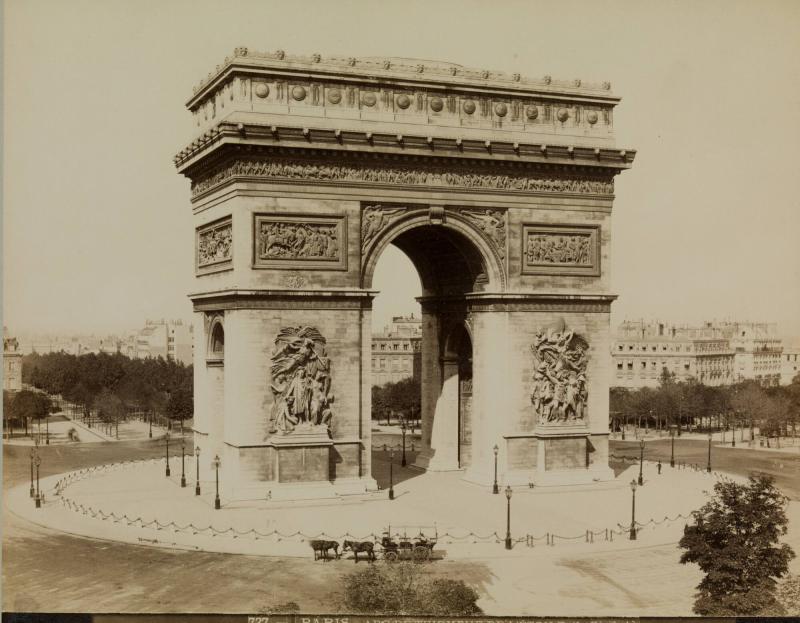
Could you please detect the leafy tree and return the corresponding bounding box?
[679,474,795,615]
[372,377,420,421]
[342,562,481,615]
[166,386,194,427]
[10,390,52,434]
[94,388,126,424]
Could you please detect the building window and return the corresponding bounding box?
[403,344,409,350]
[627,362,633,371]
[618,345,623,351]
[393,344,399,351]
[641,361,647,369]
[617,363,623,370]
[381,344,386,351]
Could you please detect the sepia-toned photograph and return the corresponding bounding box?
[2,0,799,620]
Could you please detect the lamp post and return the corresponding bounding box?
[629,480,637,540]
[670,429,675,468]
[638,438,645,486]
[29,445,37,498]
[212,454,221,509]
[148,413,152,438]
[180,440,186,487]
[164,431,171,477]
[388,450,395,500]
[46,416,50,445]
[194,446,201,495]
[504,486,513,550]
[621,414,626,440]
[707,432,712,473]
[492,444,500,494]
[400,420,407,467]
[34,454,42,508]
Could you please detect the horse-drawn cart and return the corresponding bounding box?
[380,525,437,562]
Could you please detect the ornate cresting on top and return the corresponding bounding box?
[530,318,589,425]
[268,327,334,435]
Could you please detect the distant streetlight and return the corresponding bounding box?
[165,431,171,477]
[29,445,37,498]
[149,413,152,438]
[493,444,500,494]
[629,480,637,540]
[670,429,676,468]
[638,438,645,486]
[46,416,50,445]
[180,439,186,488]
[194,446,201,496]
[34,454,42,508]
[212,454,221,510]
[504,486,513,550]
[388,450,395,500]
[400,420,407,467]
[707,432,712,473]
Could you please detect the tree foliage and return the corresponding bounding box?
[679,474,795,615]
[22,351,192,420]
[7,389,52,422]
[372,377,420,420]
[342,562,481,615]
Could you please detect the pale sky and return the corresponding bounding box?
[3,0,799,336]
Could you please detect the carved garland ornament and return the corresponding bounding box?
[268,326,334,435]
[191,157,614,198]
[530,318,589,425]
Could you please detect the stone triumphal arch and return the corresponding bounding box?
[175,49,635,499]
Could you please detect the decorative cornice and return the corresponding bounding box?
[188,151,616,200]
[189,48,617,109]
[189,288,376,311]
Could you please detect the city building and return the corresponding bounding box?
[3,328,23,393]
[716,322,783,387]
[371,315,422,386]
[612,320,735,388]
[134,319,193,364]
[781,340,800,385]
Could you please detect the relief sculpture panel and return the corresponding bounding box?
[253,214,347,270]
[268,326,334,436]
[522,224,600,276]
[196,217,233,273]
[530,318,589,426]
[458,209,506,260]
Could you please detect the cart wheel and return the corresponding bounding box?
[413,545,430,562]
[384,550,399,562]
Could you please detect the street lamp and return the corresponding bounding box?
[194,446,201,496]
[670,429,675,468]
[149,413,152,438]
[180,439,186,487]
[29,445,37,498]
[212,454,221,509]
[629,480,637,540]
[492,444,500,494]
[504,486,513,550]
[34,454,42,508]
[707,432,712,473]
[400,420,407,467]
[388,450,395,500]
[46,415,50,445]
[164,430,171,477]
[638,438,645,486]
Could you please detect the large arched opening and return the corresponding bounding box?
[366,217,499,472]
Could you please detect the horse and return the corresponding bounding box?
[342,540,376,563]
[309,539,340,561]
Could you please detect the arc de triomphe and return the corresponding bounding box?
[175,49,635,499]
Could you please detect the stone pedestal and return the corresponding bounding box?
[271,424,333,483]
[533,423,613,486]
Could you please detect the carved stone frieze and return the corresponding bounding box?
[361,205,407,251]
[191,156,615,198]
[530,318,589,425]
[281,274,308,289]
[522,224,600,277]
[268,326,334,436]
[457,209,506,260]
[196,217,232,271]
[253,214,347,270]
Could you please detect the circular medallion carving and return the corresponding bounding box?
[254,83,269,99]
[526,105,538,120]
[291,86,307,101]
[327,89,342,104]
[557,108,570,122]
[494,103,508,117]
[396,94,411,109]
[430,97,444,112]
[362,92,377,107]
[587,111,598,125]
[463,100,476,115]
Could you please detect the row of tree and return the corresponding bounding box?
[610,369,800,436]
[3,389,54,435]
[372,377,421,422]
[21,351,193,426]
